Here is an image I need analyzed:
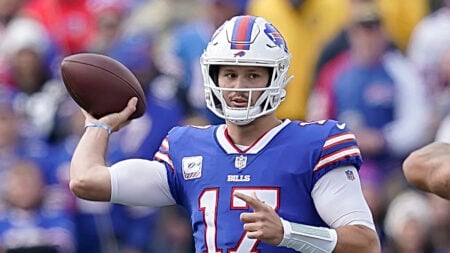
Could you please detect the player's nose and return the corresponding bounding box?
[233,75,247,89]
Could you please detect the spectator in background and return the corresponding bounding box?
[85,0,132,55]
[163,0,248,125]
[308,1,430,178]
[0,87,24,177]
[0,159,75,252]
[22,0,96,55]
[313,0,429,77]
[248,0,428,121]
[408,0,450,137]
[0,17,65,141]
[383,190,436,253]
[0,87,50,194]
[0,0,29,85]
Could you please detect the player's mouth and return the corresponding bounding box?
[230,96,249,107]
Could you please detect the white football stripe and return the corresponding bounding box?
[155,151,173,169]
[161,138,169,151]
[323,133,356,148]
[314,147,360,172]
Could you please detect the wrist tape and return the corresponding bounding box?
[84,122,112,135]
[278,218,338,253]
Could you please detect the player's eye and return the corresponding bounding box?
[224,73,236,79]
[248,73,259,79]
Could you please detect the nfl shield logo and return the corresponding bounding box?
[235,155,247,169]
[345,170,355,181]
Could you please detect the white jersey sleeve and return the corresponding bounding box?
[312,165,376,231]
[108,159,176,207]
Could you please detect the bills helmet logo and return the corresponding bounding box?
[234,51,246,57]
[264,23,288,52]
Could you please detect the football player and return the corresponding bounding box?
[70,15,380,252]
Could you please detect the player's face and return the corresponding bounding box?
[217,66,270,108]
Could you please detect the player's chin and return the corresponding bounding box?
[229,102,249,108]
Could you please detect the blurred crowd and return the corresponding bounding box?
[0,0,448,252]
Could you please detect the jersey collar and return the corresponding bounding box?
[216,119,291,154]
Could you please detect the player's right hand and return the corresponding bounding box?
[82,97,138,132]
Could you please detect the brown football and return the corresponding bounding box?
[60,53,146,119]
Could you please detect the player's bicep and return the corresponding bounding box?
[108,159,176,207]
[312,166,376,231]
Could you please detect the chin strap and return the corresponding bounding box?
[278,218,338,253]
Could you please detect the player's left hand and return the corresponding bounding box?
[234,192,284,245]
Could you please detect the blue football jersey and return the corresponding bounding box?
[154,119,362,253]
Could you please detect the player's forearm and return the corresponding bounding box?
[278,220,379,253]
[69,126,112,201]
[333,225,380,253]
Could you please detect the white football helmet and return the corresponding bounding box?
[200,15,292,125]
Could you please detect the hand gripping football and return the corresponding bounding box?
[61,53,146,119]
